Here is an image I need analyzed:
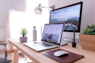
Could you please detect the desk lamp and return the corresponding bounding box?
[34,3,55,15]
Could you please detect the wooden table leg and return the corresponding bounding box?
[9,52,14,63]
[8,49,19,63]
[13,49,19,63]
[8,41,19,63]
[10,43,13,50]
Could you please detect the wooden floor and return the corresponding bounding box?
[18,53,26,63]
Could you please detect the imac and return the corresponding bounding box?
[49,2,83,47]
[49,2,83,32]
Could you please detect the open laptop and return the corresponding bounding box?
[24,24,64,51]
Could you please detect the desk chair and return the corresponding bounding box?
[0,43,11,63]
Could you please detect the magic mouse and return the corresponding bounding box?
[54,50,69,57]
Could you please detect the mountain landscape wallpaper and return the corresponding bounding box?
[50,4,81,31]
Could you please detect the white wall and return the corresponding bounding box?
[0,0,26,41]
[49,0,95,39]
[0,0,26,28]
[0,28,6,41]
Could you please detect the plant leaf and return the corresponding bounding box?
[81,24,95,35]
[20,28,28,37]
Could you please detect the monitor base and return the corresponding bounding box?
[72,42,76,47]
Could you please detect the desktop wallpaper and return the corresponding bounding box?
[50,4,81,31]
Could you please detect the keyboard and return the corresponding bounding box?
[34,42,53,47]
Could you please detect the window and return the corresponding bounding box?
[26,0,49,41]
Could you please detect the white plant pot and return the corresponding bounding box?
[20,37,27,43]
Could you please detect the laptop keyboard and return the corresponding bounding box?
[34,42,53,47]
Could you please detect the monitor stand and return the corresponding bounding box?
[60,37,72,46]
[72,30,76,47]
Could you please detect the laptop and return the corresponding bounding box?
[24,24,64,51]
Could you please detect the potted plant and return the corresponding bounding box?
[79,24,95,52]
[20,28,28,43]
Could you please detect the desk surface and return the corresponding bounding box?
[8,39,95,63]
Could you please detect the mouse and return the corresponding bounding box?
[54,50,69,57]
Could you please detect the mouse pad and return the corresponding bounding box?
[42,49,84,63]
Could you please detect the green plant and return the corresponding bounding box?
[20,28,27,37]
[82,24,95,35]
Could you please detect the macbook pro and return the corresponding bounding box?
[24,24,64,51]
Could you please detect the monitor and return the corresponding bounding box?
[49,2,83,32]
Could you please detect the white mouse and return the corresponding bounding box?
[54,50,69,57]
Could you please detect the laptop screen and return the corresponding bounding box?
[42,24,64,45]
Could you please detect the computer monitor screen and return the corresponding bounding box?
[50,2,83,32]
[41,24,64,45]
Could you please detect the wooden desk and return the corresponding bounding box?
[8,39,95,63]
